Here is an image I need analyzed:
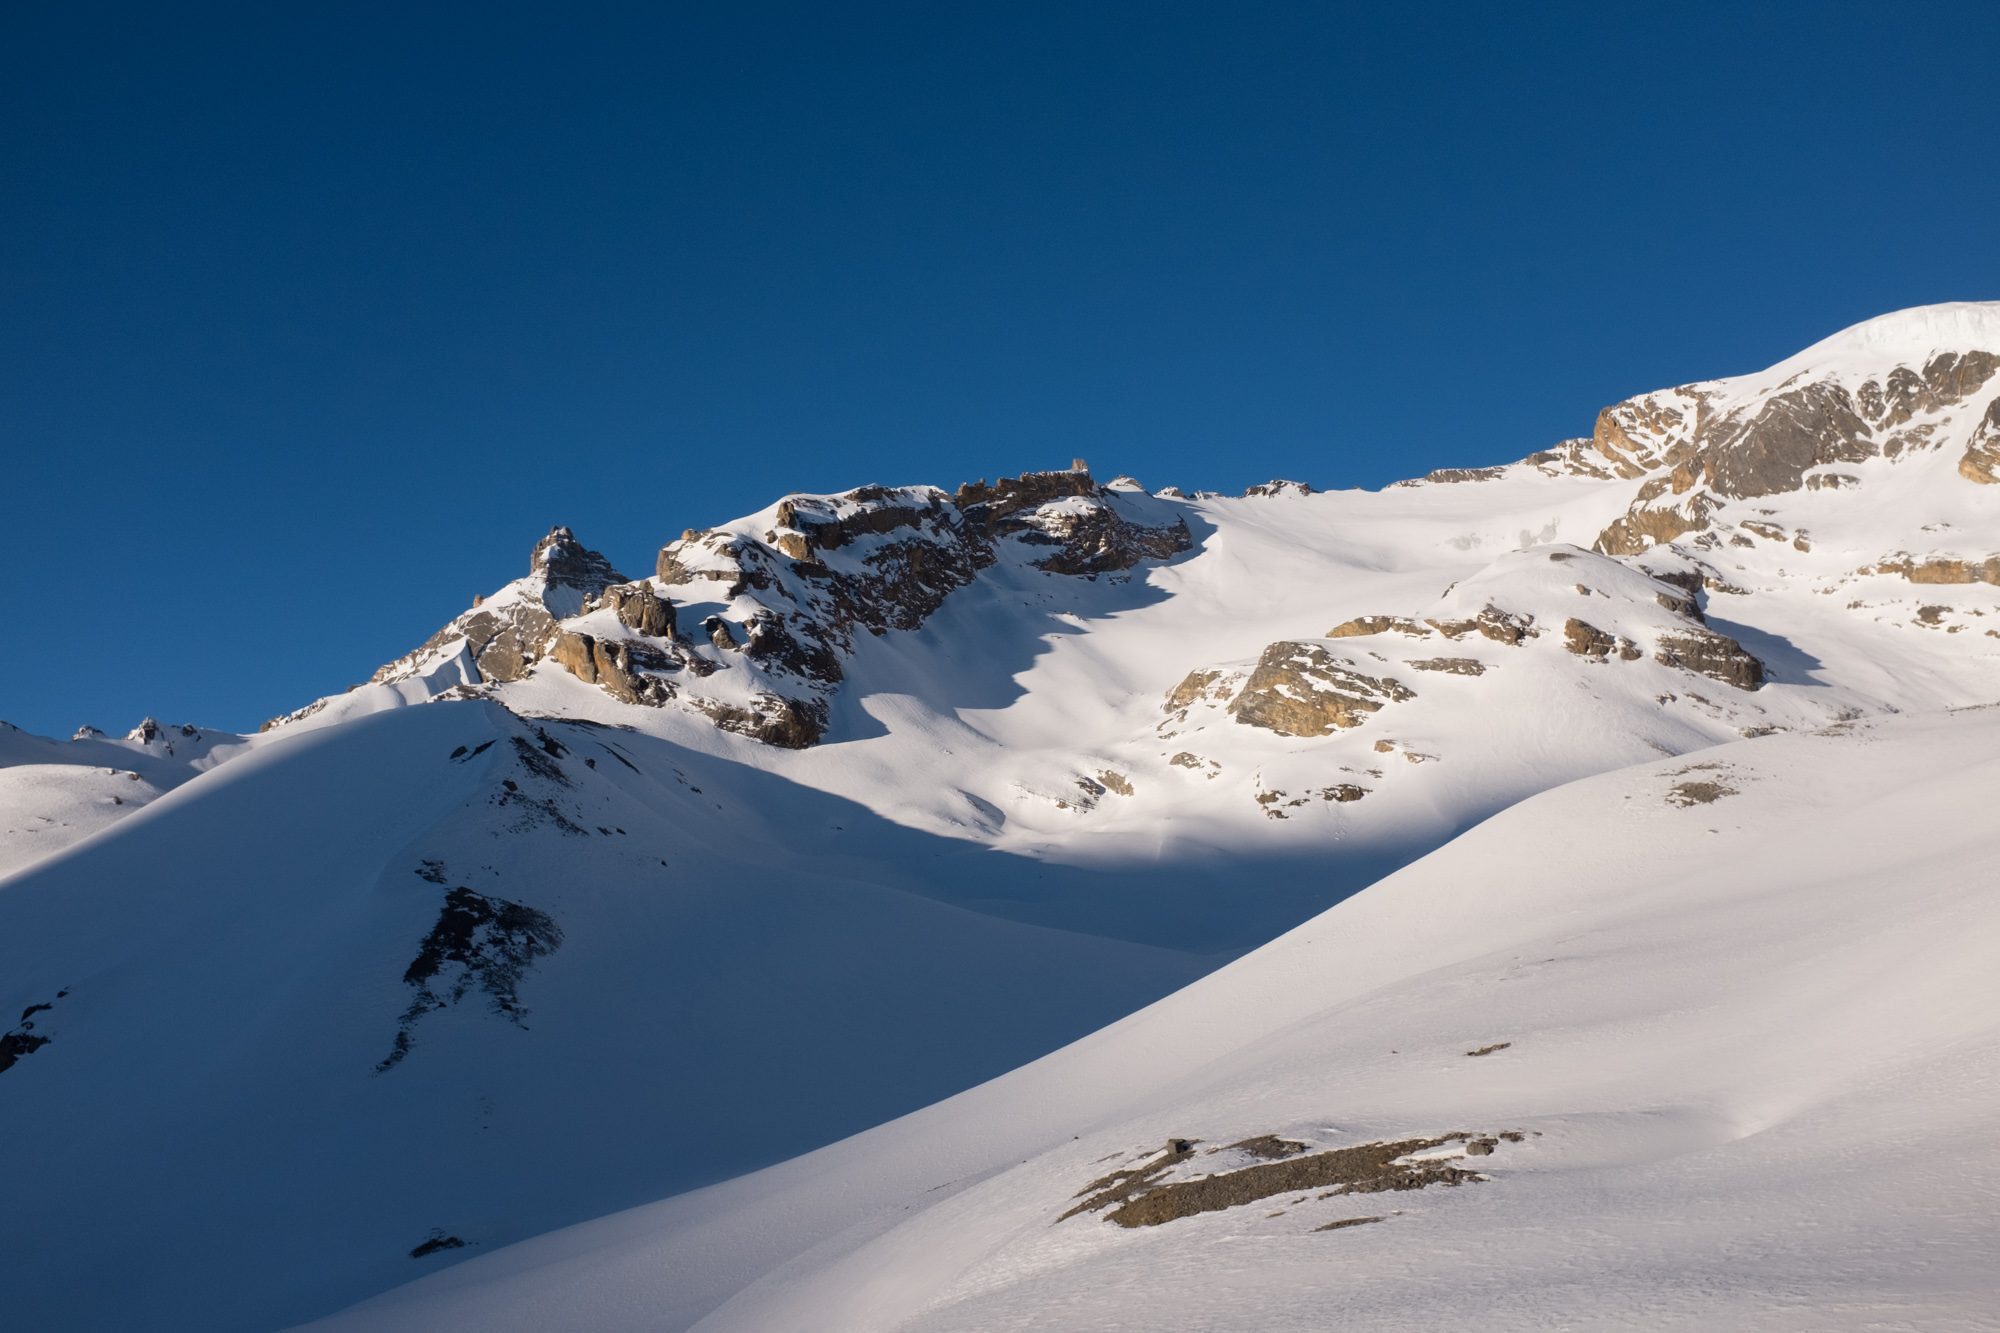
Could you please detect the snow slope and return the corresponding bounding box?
[2,302,1997,1331]
[0,719,243,880]
[317,703,2000,1332]
[0,700,1243,1332]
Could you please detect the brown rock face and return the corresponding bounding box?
[369,527,628,690]
[1228,642,1414,737]
[1026,504,1192,575]
[693,694,827,748]
[529,526,628,596]
[602,583,676,639]
[549,631,675,705]
[703,616,740,652]
[1409,657,1486,676]
[1702,381,1875,499]
[1868,553,2000,586]
[1596,492,1717,557]
[953,470,1098,521]
[1589,394,1699,479]
[950,472,1191,575]
[1563,619,1616,661]
[1472,606,1537,644]
[1163,669,1234,718]
[1589,350,2000,555]
[1327,615,1431,639]
[550,630,599,683]
[1960,398,2000,484]
[1653,628,1765,690]
[772,489,935,556]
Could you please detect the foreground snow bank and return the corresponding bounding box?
[314,704,2000,1332]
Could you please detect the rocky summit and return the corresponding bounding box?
[3,303,1999,1333]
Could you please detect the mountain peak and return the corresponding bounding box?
[528,525,625,593]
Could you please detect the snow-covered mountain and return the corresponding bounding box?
[323,703,2000,1333]
[0,718,242,879]
[2,302,1997,1332]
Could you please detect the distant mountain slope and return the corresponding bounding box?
[316,703,2000,1333]
[0,302,1996,1331]
[0,719,242,880]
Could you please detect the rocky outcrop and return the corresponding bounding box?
[1229,643,1414,737]
[774,487,933,554]
[1409,657,1486,676]
[1022,502,1191,575]
[1700,381,1876,499]
[1587,350,2000,554]
[1327,615,1431,639]
[0,992,61,1076]
[1243,479,1313,497]
[1865,553,2000,586]
[692,694,828,749]
[1328,606,1535,645]
[378,885,563,1072]
[951,471,1190,574]
[1653,628,1765,690]
[550,632,676,706]
[702,616,740,652]
[1563,619,1616,661]
[1596,489,1718,557]
[1395,464,1510,486]
[1425,606,1537,645]
[373,527,629,687]
[529,526,627,605]
[601,582,676,639]
[1587,390,1707,479]
[1162,669,1237,723]
[1958,398,2000,483]
[953,468,1094,516]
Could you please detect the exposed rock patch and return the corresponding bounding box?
[1327,615,1431,639]
[1067,1133,1501,1229]
[1229,643,1414,737]
[409,1232,466,1259]
[1653,629,1765,690]
[1315,1215,1387,1232]
[1865,553,2000,586]
[1162,669,1236,721]
[1667,778,1738,807]
[0,992,63,1076]
[692,694,828,749]
[1960,398,2000,483]
[378,887,563,1072]
[1563,619,1616,661]
[600,582,677,639]
[369,528,628,690]
[1409,657,1486,676]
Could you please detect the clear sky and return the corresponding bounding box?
[5,3,1998,737]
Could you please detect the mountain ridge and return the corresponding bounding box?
[2,301,1997,1331]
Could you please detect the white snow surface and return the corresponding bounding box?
[313,705,2000,1333]
[0,719,245,881]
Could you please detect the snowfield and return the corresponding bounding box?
[1,301,1996,1331]
[311,706,2000,1333]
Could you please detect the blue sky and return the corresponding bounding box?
[5,3,1998,737]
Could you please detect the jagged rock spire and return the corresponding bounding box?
[530,526,627,594]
